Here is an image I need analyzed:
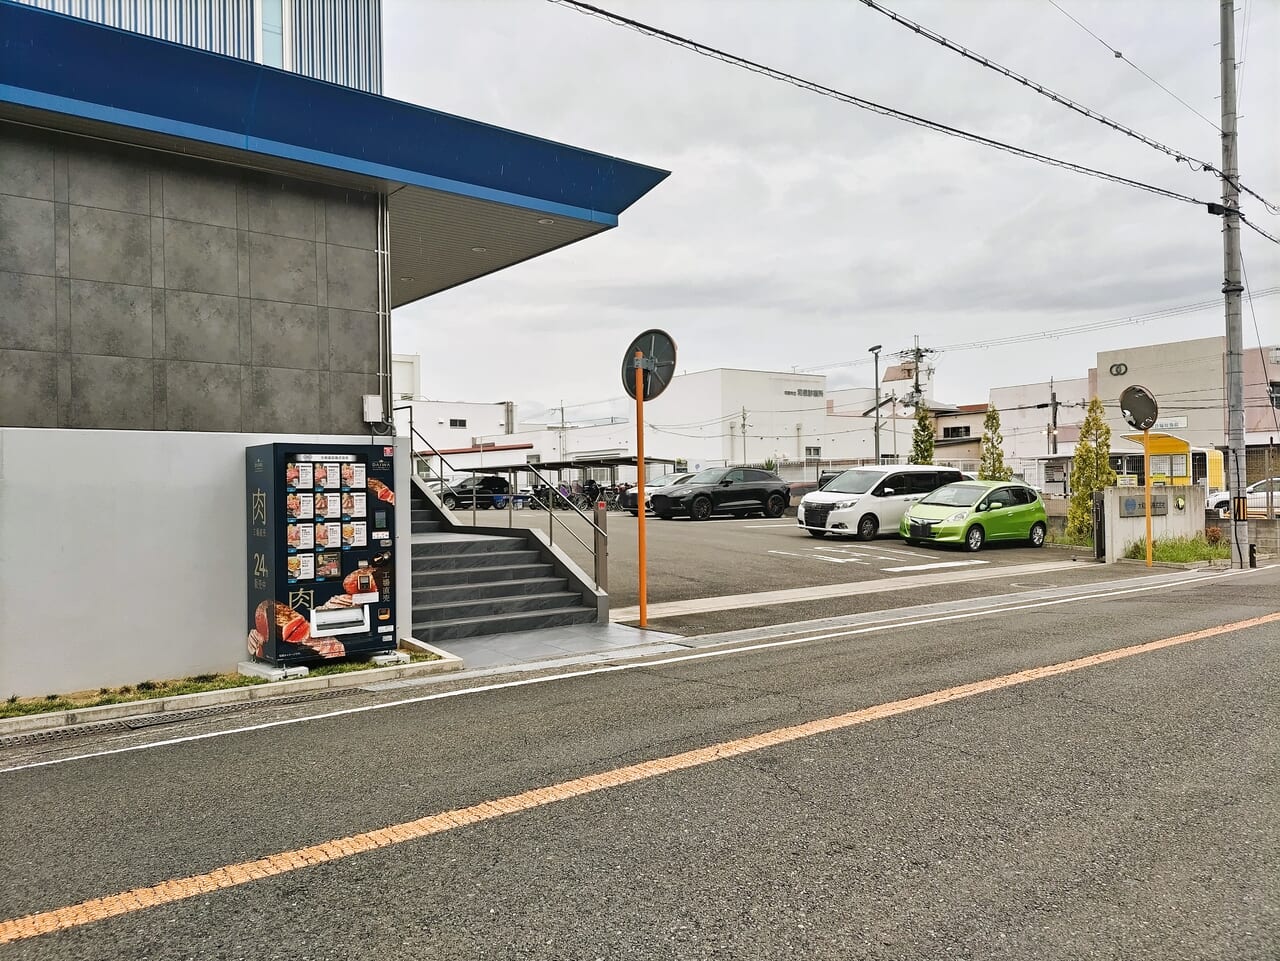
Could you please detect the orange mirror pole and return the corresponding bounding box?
[634,350,648,627]
[1144,427,1153,568]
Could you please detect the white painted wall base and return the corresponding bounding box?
[0,428,410,698]
[1101,485,1205,563]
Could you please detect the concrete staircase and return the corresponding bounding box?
[409,485,600,644]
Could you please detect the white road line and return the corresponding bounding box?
[3,567,1263,776]
[742,523,802,529]
[882,560,990,573]
[767,550,862,564]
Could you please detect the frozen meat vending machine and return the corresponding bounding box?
[246,443,398,666]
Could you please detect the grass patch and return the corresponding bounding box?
[1122,533,1230,563]
[1,652,440,719]
[1047,531,1093,549]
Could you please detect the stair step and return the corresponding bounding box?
[412,520,443,533]
[413,591,584,623]
[411,549,541,572]
[415,563,554,587]
[413,576,568,605]
[411,605,598,643]
[411,537,526,557]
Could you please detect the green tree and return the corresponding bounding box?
[909,404,934,465]
[1065,397,1116,543]
[978,405,1013,480]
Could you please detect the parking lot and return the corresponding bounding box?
[473,507,1126,634]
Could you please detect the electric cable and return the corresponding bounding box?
[547,0,1214,208]
[857,0,1277,214]
[1044,0,1223,132]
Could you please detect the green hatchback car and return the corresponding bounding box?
[900,480,1048,552]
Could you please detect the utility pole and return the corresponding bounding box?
[869,344,883,463]
[1050,377,1059,456]
[740,406,750,464]
[1221,0,1248,569]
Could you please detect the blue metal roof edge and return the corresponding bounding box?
[0,1,669,221]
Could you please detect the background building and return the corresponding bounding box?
[14,0,383,91]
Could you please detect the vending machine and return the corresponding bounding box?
[245,443,398,666]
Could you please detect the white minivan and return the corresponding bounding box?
[797,465,967,540]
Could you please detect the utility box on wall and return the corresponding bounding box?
[245,443,399,665]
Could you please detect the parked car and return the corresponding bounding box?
[797,465,966,540]
[817,470,843,490]
[1208,477,1280,516]
[900,480,1048,551]
[649,467,790,520]
[438,475,510,510]
[622,472,695,515]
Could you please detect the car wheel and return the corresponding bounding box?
[1029,522,1046,547]
[855,514,878,541]
[764,494,787,518]
[689,496,713,521]
[965,525,986,552]
[807,529,828,538]
[442,495,457,510]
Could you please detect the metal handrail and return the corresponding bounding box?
[394,405,608,590]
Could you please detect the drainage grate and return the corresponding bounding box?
[0,688,361,749]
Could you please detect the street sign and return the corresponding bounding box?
[621,329,677,401]
[1119,384,1159,431]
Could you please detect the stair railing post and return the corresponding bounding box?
[594,498,608,592]
[471,470,477,527]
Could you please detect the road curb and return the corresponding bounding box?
[0,646,464,737]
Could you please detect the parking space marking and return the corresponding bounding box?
[767,550,866,564]
[882,560,990,573]
[814,545,928,561]
[5,606,1277,945]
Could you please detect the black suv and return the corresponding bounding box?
[649,467,791,521]
[439,475,510,510]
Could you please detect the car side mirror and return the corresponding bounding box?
[720,479,733,486]
[880,487,895,496]
[975,502,987,512]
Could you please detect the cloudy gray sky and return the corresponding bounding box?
[385,0,1279,422]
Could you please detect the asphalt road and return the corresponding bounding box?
[2,564,1276,959]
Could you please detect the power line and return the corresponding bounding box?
[547,0,1213,208]
[1044,0,1223,133]
[856,0,1238,188]
[1241,214,1280,245]
[1240,247,1280,432]
[802,287,1280,372]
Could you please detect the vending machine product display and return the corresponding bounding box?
[246,443,398,665]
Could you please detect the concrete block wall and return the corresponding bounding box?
[0,122,382,434]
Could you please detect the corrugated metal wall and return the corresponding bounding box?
[16,0,382,93]
[293,0,382,94]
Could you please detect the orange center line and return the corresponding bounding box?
[3,610,1277,945]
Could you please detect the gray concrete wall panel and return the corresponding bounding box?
[165,360,243,431]
[0,124,381,434]
[0,135,55,201]
[69,205,151,286]
[0,194,55,275]
[324,243,377,311]
[0,271,56,352]
[250,300,320,370]
[164,289,241,364]
[0,349,58,426]
[247,184,317,240]
[249,233,318,305]
[249,366,321,434]
[66,149,150,214]
[67,354,156,429]
[69,279,154,358]
[163,219,239,296]
[163,167,238,228]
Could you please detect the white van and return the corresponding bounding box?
[796,465,966,540]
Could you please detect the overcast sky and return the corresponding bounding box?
[384,0,1279,423]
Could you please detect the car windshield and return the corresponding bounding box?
[822,469,882,495]
[686,468,728,485]
[920,483,988,507]
[648,474,681,487]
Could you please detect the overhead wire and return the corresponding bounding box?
[856,0,1277,216]
[1043,0,1223,133]
[546,0,1214,208]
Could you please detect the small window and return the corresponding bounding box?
[724,469,747,483]
[907,472,938,495]
[1008,487,1034,505]
[938,471,963,485]
[745,469,774,481]
[804,446,822,458]
[877,474,906,495]
[449,418,467,429]
[942,426,971,439]
[1271,381,1280,409]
